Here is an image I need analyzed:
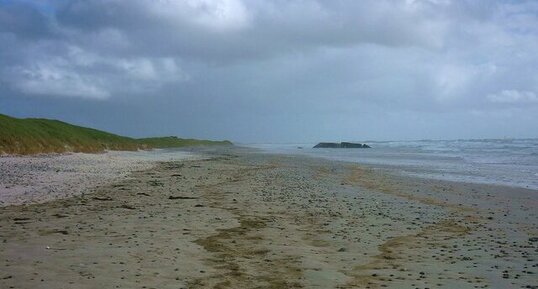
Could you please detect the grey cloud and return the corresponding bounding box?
[0,1,53,39]
[487,90,538,104]
[1,0,537,141]
[54,0,449,60]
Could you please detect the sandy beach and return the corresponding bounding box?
[0,149,200,206]
[0,147,536,289]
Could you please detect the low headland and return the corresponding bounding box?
[0,114,232,155]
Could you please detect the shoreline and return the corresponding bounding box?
[0,148,536,288]
[248,143,538,191]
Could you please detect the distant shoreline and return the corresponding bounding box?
[245,140,538,190]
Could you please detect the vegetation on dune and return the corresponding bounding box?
[0,114,232,155]
[137,136,232,148]
[0,114,140,154]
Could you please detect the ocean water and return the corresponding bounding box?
[245,139,538,190]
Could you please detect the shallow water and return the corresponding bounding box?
[245,139,538,190]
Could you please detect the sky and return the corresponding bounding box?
[1,0,537,143]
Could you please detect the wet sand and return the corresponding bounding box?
[0,148,537,288]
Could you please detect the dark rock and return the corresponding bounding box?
[313,142,371,149]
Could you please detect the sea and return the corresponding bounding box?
[245,139,538,190]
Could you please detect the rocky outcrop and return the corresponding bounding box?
[313,142,371,148]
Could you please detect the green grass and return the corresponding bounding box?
[137,136,232,148]
[0,114,232,155]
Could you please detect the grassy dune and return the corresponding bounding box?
[137,136,232,148]
[0,114,232,155]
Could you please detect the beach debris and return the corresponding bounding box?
[169,196,198,200]
[40,229,69,235]
[148,180,164,187]
[120,204,136,210]
[13,217,32,224]
[45,246,66,251]
[93,196,113,201]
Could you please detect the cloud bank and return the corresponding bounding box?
[1,0,537,141]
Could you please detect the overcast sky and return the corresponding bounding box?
[1,0,537,142]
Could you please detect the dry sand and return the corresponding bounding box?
[0,147,536,289]
[0,149,200,206]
